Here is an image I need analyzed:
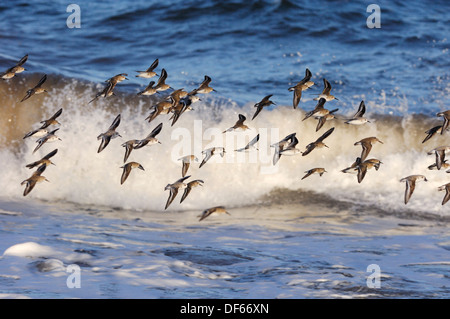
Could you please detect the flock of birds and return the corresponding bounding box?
[2,54,450,219]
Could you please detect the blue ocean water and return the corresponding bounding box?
[0,0,449,299]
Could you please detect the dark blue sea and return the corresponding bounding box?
[0,0,449,299]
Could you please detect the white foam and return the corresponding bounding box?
[3,242,58,258]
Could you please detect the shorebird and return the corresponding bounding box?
[106,73,128,85]
[23,127,49,140]
[235,134,260,152]
[427,146,450,170]
[271,133,297,165]
[121,139,139,163]
[97,114,121,153]
[355,158,382,183]
[438,183,450,205]
[21,74,47,102]
[400,175,427,204]
[302,97,330,121]
[302,127,335,156]
[169,99,191,127]
[428,160,450,171]
[1,54,28,80]
[422,125,446,143]
[180,179,204,203]
[21,165,49,196]
[288,68,314,109]
[137,81,157,96]
[145,98,173,122]
[223,114,249,133]
[33,128,61,154]
[437,110,450,133]
[315,108,339,132]
[313,78,338,101]
[354,137,383,162]
[164,175,191,210]
[278,135,301,158]
[39,108,63,129]
[345,101,370,125]
[120,162,144,185]
[134,123,163,149]
[26,149,58,169]
[89,81,116,103]
[178,155,199,177]
[135,59,159,78]
[199,147,225,168]
[198,206,230,221]
[155,68,171,92]
[301,168,327,180]
[252,95,275,120]
[191,75,216,95]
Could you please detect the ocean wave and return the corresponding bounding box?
[0,74,448,216]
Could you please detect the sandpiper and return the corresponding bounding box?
[342,157,362,174]
[302,97,329,121]
[279,135,301,157]
[40,108,63,129]
[21,74,48,102]
[428,160,450,171]
[97,114,121,153]
[223,114,250,133]
[21,165,49,196]
[89,81,116,104]
[345,101,370,125]
[1,54,28,80]
[26,149,58,169]
[169,99,191,127]
[315,108,338,132]
[422,125,445,143]
[427,146,450,170]
[313,78,338,101]
[106,73,128,85]
[135,59,159,78]
[199,147,226,168]
[180,179,204,203]
[146,97,173,122]
[137,81,157,96]
[355,158,382,183]
[252,95,275,120]
[33,128,61,154]
[23,127,49,140]
[400,175,427,204]
[155,68,171,92]
[438,183,450,205]
[302,127,335,156]
[271,133,297,165]
[134,122,163,149]
[121,139,139,163]
[178,155,199,177]
[437,110,450,133]
[235,134,260,152]
[191,75,216,94]
[198,206,230,221]
[120,162,144,185]
[354,137,383,162]
[301,168,327,180]
[288,68,314,109]
[164,175,191,210]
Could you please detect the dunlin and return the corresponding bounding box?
[345,101,369,125]
[198,206,230,221]
[1,54,28,80]
[199,147,225,168]
[252,95,275,120]
[178,155,199,177]
[120,162,144,185]
[180,179,204,203]
[288,68,314,109]
[21,165,48,196]
[400,175,427,204]
[26,149,58,169]
[223,114,249,133]
[134,122,163,149]
[20,74,47,102]
[427,146,450,170]
[135,59,159,78]
[302,127,335,156]
[164,175,191,210]
[354,137,383,162]
[235,134,260,152]
[33,128,61,154]
[301,168,327,180]
[97,114,121,153]
[438,183,450,205]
